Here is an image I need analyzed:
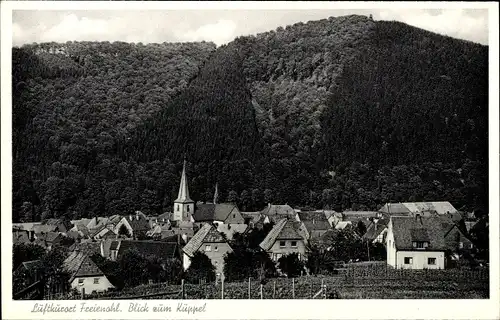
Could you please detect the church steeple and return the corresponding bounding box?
[173,159,194,222]
[175,159,192,203]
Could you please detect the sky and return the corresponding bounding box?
[12,8,489,47]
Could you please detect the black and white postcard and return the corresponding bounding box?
[1,1,499,319]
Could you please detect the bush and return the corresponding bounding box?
[277,253,304,278]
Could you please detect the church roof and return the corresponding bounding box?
[175,160,193,203]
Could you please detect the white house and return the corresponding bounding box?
[386,215,446,269]
[63,251,115,294]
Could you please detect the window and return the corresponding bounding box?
[214,260,218,265]
[412,241,428,249]
[469,243,474,249]
[214,246,218,252]
[291,241,297,247]
[279,241,286,248]
[78,279,84,285]
[428,258,436,265]
[404,257,413,265]
[177,205,180,211]
[187,205,190,212]
[205,245,211,252]
[233,214,235,218]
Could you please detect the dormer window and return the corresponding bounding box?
[412,241,429,249]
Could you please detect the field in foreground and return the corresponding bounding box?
[60,263,489,300]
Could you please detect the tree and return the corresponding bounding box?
[13,243,46,271]
[118,224,131,238]
[277,253,304,278]
[227,190,238,203]
[118,249,149,287]
[184,252,216,284]
[356,220,367,237]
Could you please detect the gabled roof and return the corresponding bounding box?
[261,204,295,216]
[362,218,389,240]
[158,212,173,222]
[175,160,193,204]
[69,241,101,256]
[259,219,307,251]
[115,240,179,261]
[380,202,458,215]
[192,203,240,222]
[298,211,331,232]
[33,224,57,234]
[12,222,41,231]
[391,216,447,251]
[64,251,104,281]
[17,260,43,273]
[182,223,227,257]
[124,213,150,232]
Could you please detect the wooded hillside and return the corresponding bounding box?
[12,15,488,222]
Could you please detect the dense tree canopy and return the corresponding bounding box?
[12,15,488,222]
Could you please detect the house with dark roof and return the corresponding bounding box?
[362,217,389,244]
[64,251,114,294]
[42,218,74,233]
[89,226,116,240]
[379,202,458,217]
[386,215,447,269]
[182,223,232,280]
[113,211,151,239]
[34,231,66,250]
[69,240,102,256]
[13,227,32,244]
[259,218,309,262]
[192,203,245,226]
[261,204,297,218]
[106,240,181,263]
[241,212,263,228]
[297,211,331,239]
[13,260,43,287]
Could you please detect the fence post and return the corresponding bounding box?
[81,288,85,299]
[248,277,251,299]
[260,283,263,299]
[273,281,276,299]
[292,278,295,299]
[181,279,185,299]
[323,282,327,299]
[221,278,224,300]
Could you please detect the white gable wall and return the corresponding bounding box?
[396,251,444,269]
[70,275,114,294]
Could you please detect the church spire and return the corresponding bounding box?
[175,159,193,203]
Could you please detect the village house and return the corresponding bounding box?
[64,251,115,294]
[241,211,263,228]
[42,218,74,233]
[89,225,116,240]
[192,203,245,227]
[216,222,248,241]
[105,240,181,262]
[114,211,150,239]
[13,227,32,244]
[320,210,342,228]
[182,223,232,280]
[362,217,389,244]
[379,201,458,217]
[297,211,331,239]
[34,231,67,250]
[386,215,447,269]
[261,204,299,224]
[13,260,43,287]
[259,218,309,262]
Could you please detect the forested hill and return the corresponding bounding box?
[12,15,488,222]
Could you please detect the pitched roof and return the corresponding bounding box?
[175,159,193,204]
[391,216,447,251]
[64,251,104,281]
[124,213,150,232]
[182,223,227,257]
[116,240,179,261]
[298,211,331,232]
[261,204,295,216]
[158,212,173,222]
[260,219,307,251]
[12,222,41,231]
[193,203,240,222]
[13,229,30,244]
[342,211,380,217]
[69,241,101,256]
[380,202,458,215]
[33,224,57,234]
[363,218,389,240]
[20,260,43,272]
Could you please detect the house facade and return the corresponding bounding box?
[114,211,150,239]
[386,216,446,269]
[64,251,115,294]
[259,218,309,262]
[192,203,245,227]
[182,223,232,280]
